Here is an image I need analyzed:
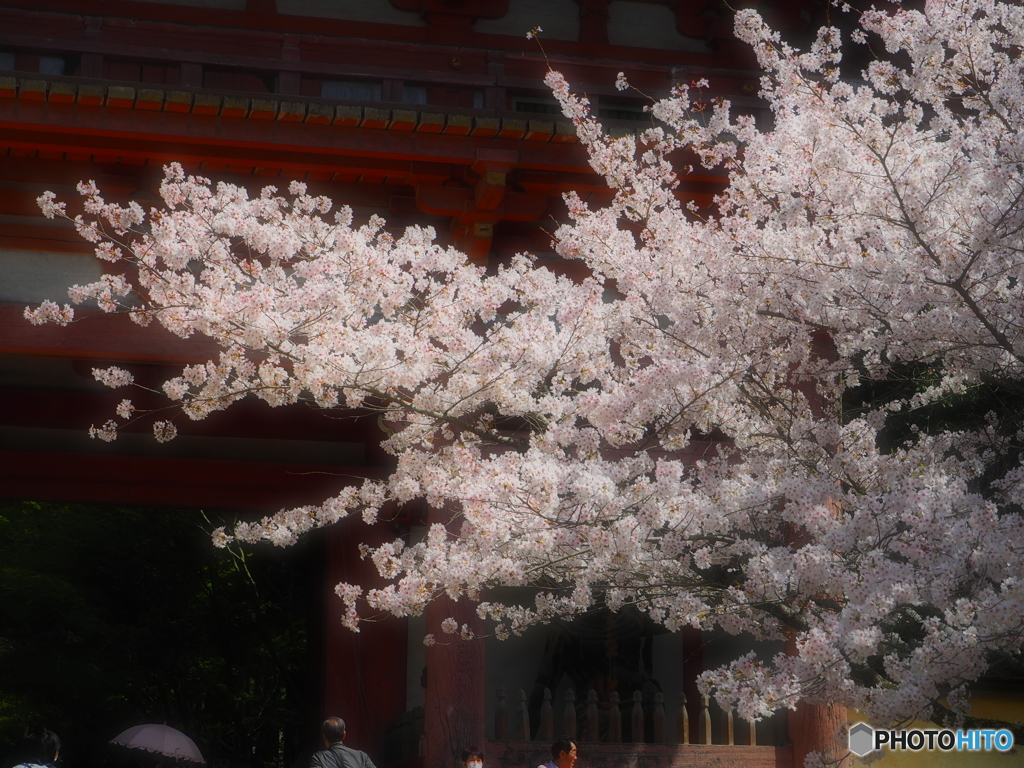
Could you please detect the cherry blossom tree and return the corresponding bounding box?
[27,0,1024,741]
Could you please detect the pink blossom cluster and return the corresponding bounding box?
[31,0,1024,729]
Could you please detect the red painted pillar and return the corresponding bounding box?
[681,627,703,742]
[422,503,486,768]
[786,331,848,767]
[784,635,849,767]
[323,518,409,758]
[423,596,485,768]
[788,701,849,768]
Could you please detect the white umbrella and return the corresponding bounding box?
[111,724,206,764]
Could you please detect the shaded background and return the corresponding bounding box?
[0,501,325,768]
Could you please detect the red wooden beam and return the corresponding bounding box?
[0,449,375,509]
[0,101,595,172]
[0,304,223,363]
[0,386,380,442]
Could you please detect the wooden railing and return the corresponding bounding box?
[491,686,784,747]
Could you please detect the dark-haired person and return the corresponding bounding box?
[461,747,483,768]
[537,738,576,768]
[13,729,60,768]
[309,718,376,768]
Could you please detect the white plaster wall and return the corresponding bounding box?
[322,80,383,101]
[0,248,103,304]
[608,1,710,52]
[277,0,426,25]
[128,0,248,9]
[475,0,579,42]
[0,357,107,392]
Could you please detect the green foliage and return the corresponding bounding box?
[843,360,1024,506]
[0,502,320,768]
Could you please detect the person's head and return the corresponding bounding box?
[550,738,576,768]
[461,747,483,768]
[25,729,60,765]
[322,718,346,747]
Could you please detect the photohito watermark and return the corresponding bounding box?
[848,722,1014,757]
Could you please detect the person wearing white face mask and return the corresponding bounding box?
[461,747,484,768]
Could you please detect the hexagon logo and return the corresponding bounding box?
[849,722,875,757]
